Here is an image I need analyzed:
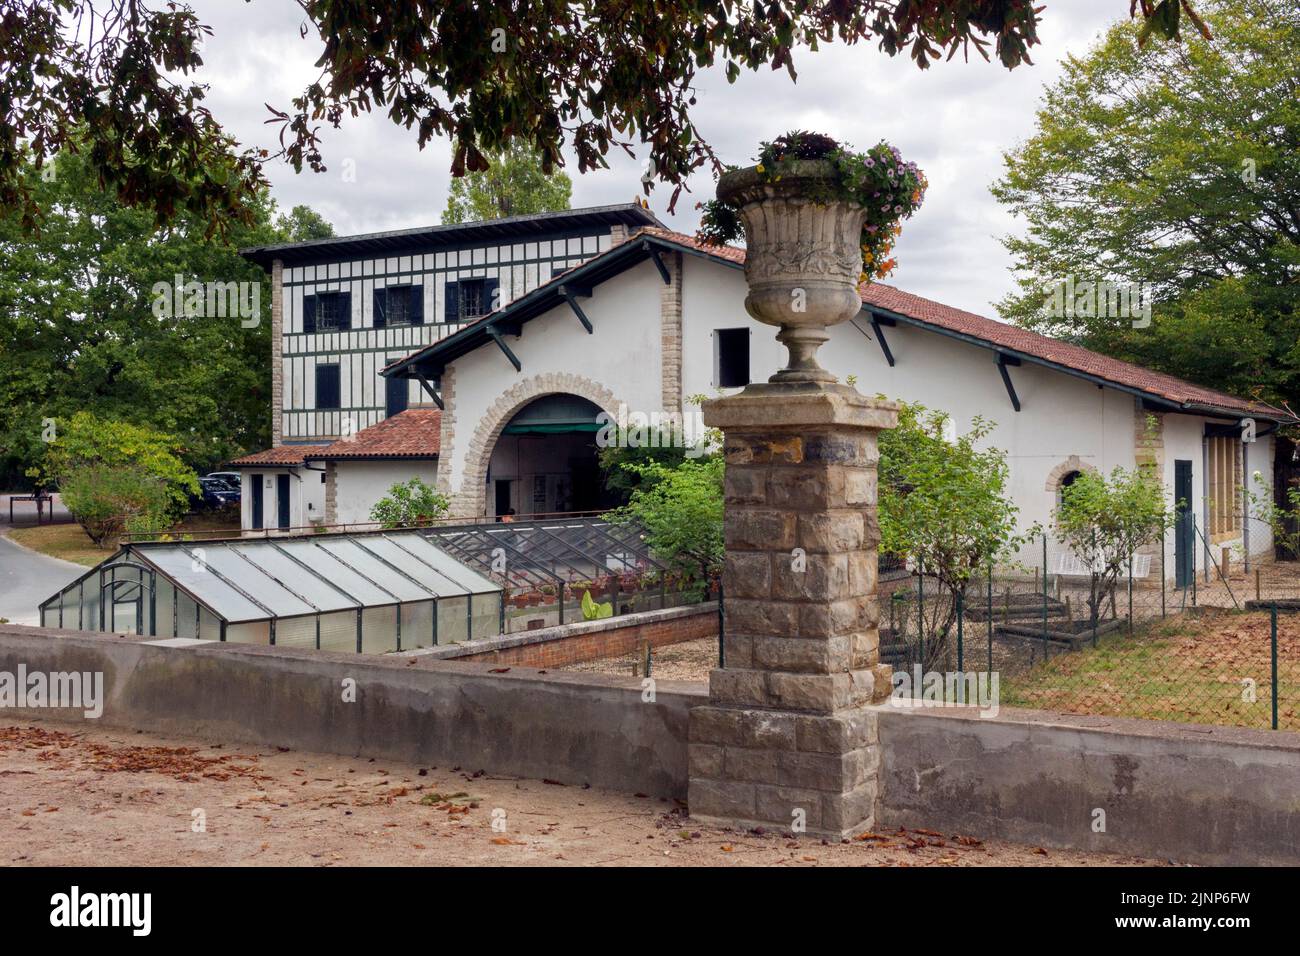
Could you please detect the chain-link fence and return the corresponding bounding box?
[882,522,1300,731]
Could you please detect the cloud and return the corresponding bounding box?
[190,0,1121,316]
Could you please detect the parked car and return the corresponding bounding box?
[194,476,240,511]
[203,471,242,492]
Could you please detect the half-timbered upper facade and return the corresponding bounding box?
[240,204,660,444]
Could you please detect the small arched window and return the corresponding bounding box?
[1057,469,1083,507]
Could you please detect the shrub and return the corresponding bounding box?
[878,400,1031,667]
[369,478,450,529]
[60,464,171,547]
[609,457,724,592]
[1053,464,1172,625]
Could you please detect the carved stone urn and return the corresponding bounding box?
[717,160,868,385]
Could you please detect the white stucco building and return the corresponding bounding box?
[235,207,1287,583]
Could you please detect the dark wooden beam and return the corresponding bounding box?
[558,283,594,334]
[996,353,1022,412]
[415,371,443,410]
[869,315,896,367]
[643,241,672,285]
[486,325,522,371]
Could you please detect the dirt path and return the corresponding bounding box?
[0,718,1162,867]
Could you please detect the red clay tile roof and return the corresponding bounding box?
[638,227,1286,420]
[307,408,441,459]
[384,225,1288,422]
[231,444,329,467]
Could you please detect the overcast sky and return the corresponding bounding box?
[191,1,1121,316]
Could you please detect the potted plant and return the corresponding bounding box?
[698,131,926,384]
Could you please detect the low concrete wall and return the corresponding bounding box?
[405,603,717,668]
[0,624,705,798]
[877,705,1300,866]
[6,622,1299,863]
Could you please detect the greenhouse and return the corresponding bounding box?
[423,517,705,632]
[38,531,502,653]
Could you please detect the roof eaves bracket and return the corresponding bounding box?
[558,283,594,334]
[643,241,672,285]
[486,324,522,372]
[996,353,1022,412]
[415,371,444,410]
[869,313,897,368]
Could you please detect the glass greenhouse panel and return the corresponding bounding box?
[236,542,360,612]
[404,535,501,595]
[322,539,432,603]
[154,579,175,638]
[471,593,503,640]
[175,590,198,640]
[400,600,435,651]
[353,535,466,598]
[361,605,399,654]
[138,548,266,623]
[319,610,359,653]
[274,615,317,650]
[198,607,222,641]
[226,621,271,645]
[191,546,316,618]
[274,540,396,605]
[436,595,471,644]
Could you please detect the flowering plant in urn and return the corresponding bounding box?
[697,132,927,384]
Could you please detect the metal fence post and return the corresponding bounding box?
[1128,557,1134,635]
[987,563,994,674]
[956,588,964,673]
[1041,533,1049,661]
[917,560,925,668]
[1160,525,1166,619]
[1271,604,1279,731]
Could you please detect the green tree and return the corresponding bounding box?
[598,428,692,501]
[34,411,199,521]
[3,2,1199,232]
[369,478,450,529]
[0,147,331,487]
[442,144,572,224]
[878,401,1030,667]
[276,204,336,241]
[609,457,724,591]
[1053,465,1173,626]
[992,0,1299,414]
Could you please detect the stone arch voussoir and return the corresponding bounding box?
[451,373,627,518]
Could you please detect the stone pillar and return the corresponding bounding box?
[689,383,897,838]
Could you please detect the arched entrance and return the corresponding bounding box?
[486,394,616,518]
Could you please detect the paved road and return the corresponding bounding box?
[0,534,83,625]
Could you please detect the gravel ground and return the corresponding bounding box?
[0,718,1163,867]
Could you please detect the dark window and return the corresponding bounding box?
[315,364,341,410]
[314,291,351,332]
[375,284,422,328]
[714,328,750,388]
[459,279,485,319]
[444,277,499,322]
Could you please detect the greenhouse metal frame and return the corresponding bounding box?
[423,517,678,625]
[39,531,503,653]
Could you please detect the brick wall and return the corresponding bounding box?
[408,603,718,669]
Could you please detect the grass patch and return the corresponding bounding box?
[5,511,240,568]
[6,522,110,567]
[1001,609,1300,730]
